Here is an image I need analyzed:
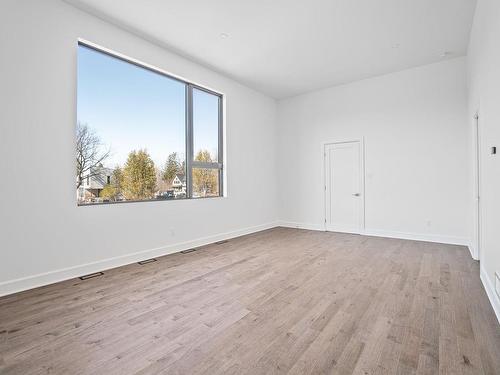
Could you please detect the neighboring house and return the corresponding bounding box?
[172,173,186,196]
[77,166,113,202]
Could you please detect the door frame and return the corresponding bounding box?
[473,111,482,260]
[322,138,366,233]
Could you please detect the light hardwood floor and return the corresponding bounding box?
[1,228,499,374]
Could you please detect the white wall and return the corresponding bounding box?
[0,1,481,302]
[467,0,500,319]
[277,58,471,244]
[0,0,278,295]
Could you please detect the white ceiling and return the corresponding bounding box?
[65,0,477,99]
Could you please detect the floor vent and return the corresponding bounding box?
[215,240,228,245]
[181,248,197,254]
[79,272,104,281]
[138,258,157,265]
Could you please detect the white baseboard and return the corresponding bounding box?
[480,267,500,324]
[468,244,479,260]
[278,221,470,247]
[278,221,325,231]
[0,221,280,297]
[363,228,470,246]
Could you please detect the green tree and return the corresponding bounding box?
[100,184,117,201]
[162,152,182,183]
[113,166,124,195]
[122,149,157,200]
[192,150,218,197]
[194,150,214,163]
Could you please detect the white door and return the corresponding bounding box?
[325,141,363,234]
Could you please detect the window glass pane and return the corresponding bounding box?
[193,88,219,162]
[77,44,186,205]
[192,168,219,198]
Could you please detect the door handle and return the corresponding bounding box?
[352,193,360,197]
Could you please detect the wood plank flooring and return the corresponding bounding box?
[0,227,499,374]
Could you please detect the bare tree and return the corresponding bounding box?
[76,122,110,189]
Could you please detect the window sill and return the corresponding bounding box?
[77,195,226,207]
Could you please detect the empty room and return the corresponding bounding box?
[1,0,500,374]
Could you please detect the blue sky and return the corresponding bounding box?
[77,45,219,169]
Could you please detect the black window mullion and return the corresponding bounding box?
[186,84,193,198]
[218,95,223,196]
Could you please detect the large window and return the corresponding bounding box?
[76,42,223,205]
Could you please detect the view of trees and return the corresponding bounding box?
[77,127,219,204]
[99,182,118,201]
[121,150,157,200]
[112,167,124,195]
[76,122,110,189]
[161,152,184,183]
[76,117,222,203]
[193,150,218,197]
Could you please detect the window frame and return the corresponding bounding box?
[187,85,224,198]
[77,40,224,204]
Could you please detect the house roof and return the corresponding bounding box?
[174,174,186,183]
